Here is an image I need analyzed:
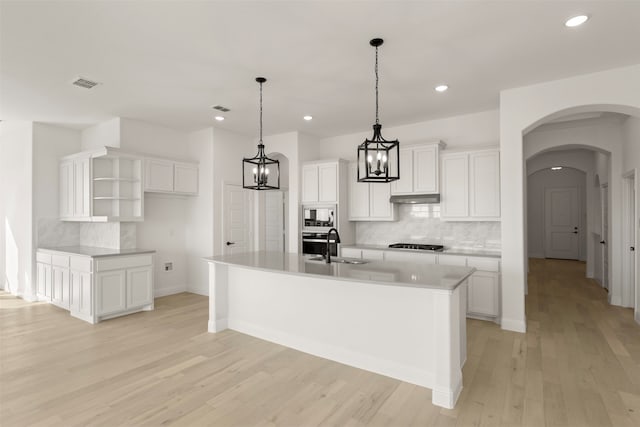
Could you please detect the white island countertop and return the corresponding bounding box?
[204,251,475,291]
[340,244,501,258]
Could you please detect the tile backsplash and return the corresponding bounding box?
[356,204,501,251]
[37,218,137,249]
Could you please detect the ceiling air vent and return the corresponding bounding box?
[212,105,230,112]
[72,77,100,89]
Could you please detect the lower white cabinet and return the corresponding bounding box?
[70,270,92,318]
[96,270,127,316]
[36,250,154,324]
[51,266,70,309]
[467,271,500,317]
[384,250,437,264]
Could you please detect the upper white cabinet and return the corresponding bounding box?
[144,158,198,195]
[302,161,343,204]
[348,163,396,221]
[60,147,144,222]
[391,142,444,196]
[441,149,500,221]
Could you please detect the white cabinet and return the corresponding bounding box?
[173,162,198,194]
[37,262,52,300]
[61,148,144,222]
[145,158,174,192]
[467,271,499,317]
[70,270,92,318]
[126,266,153,308]
[302,161,339,204]
[144,159,198,195]
[441,149,500,221]
[391,142,444,195]
[348,163,396,221]
[96,270,127,316]
[35,250,154,324]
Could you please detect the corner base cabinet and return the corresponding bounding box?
[36,249,154,324]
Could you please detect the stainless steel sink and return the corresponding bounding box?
[306,256,368,265]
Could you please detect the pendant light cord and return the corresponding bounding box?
[259,80,263,143]
[375,45,379,125]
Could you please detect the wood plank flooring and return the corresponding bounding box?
[1,258,639,426]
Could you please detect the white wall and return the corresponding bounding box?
[500,63,640,332]
[185,128,214,296]
[32,123,82,248]
[81,118,120,150]
[527,167,587,259]
[622,116,640,173]
[319,109,499,161]
[0,121,34,298]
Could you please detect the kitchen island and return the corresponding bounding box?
[204,251,474,409]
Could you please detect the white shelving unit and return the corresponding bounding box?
[60,147,144,222]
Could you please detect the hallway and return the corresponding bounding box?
[523,258,640,426]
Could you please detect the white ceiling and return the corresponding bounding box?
[1,1,639,138]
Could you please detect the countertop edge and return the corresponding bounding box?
[38,247,156,258]
[341,244,502,259]
[203,256,475,292]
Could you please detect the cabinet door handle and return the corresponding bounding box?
[226,241,236,246]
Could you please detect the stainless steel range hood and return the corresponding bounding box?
[389,194,440,204]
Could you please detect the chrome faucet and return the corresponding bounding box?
[325,228,341,264]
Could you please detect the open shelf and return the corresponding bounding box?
[93,197,141,200]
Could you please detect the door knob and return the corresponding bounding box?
[632,247,636,251]
[600,240,606,244]
[573,231,578,234]
[226,241,236,246]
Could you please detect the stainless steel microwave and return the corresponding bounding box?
[302,205,336,231]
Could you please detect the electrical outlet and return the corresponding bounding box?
[164,262,173,271]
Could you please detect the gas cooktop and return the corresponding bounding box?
[388,243,445,251]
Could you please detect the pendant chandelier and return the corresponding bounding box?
[242,77,280,190]
[357,38,400,183]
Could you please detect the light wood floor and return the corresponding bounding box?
[1,258,639,426]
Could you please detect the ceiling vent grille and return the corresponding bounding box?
[72,77,100,89]
[212,105,230,112]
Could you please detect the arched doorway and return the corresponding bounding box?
[498,64,640,333]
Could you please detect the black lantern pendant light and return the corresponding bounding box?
[357,38,400,183]
[242,77,280,190]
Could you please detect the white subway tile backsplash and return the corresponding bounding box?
[355,204,500,250]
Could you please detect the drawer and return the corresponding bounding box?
[96,254,153,272]
[51,254,70,268]
[438,254,467,267]
[361,249,385,260]
[36,252,52,264]
[467,257,500,272]
[70,256,92,273]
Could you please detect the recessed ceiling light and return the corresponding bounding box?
[551,166,563,170]
[214,116,225,121]
[435,85,449,92]
[303,115,313,121]
[565,15,589,27]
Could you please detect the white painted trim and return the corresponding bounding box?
[432,377,463,410]
[186,286,209,296]
[528,252,544,259]
[154,284,187,298]
[501,317,526,333]
[208,318,228,333]
[227,318,435,390]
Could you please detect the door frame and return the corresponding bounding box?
[622,170,637,317]
[222,182,254,255]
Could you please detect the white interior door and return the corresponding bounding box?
[223,184,253,255]
[544,187,580,260]
[623,174,637,321]
[265,191,285,252]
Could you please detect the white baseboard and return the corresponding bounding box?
[187,285,209,296]
[154,284,187,298]
[635,311,640,325]
[208,318,228,333]
[528,252,544,259]
[501,317,526,333]
[432,377,463,409]
[227,318,435,391]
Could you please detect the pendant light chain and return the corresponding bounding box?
[375,45,379,125]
